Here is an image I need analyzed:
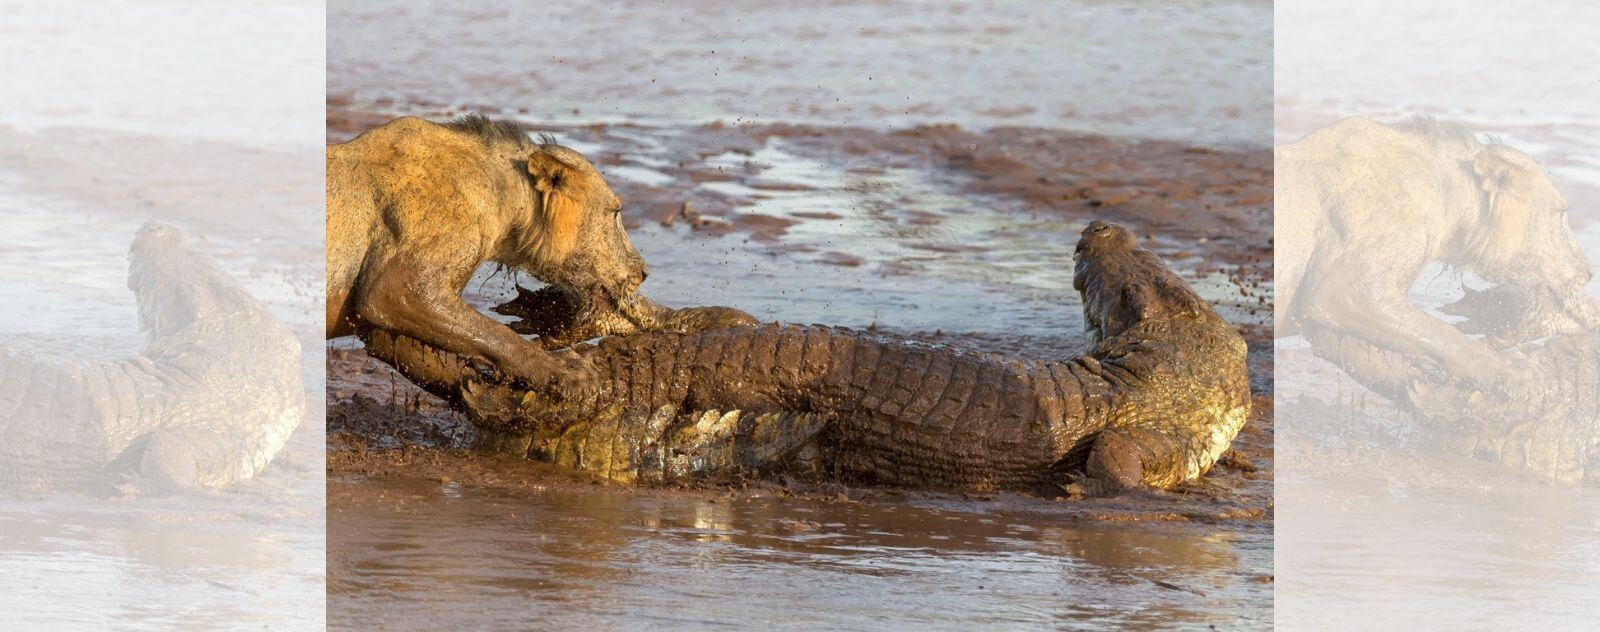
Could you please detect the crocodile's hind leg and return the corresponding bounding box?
[134,427,247,490]
[1059,425,1224,497]
[1059,430,1146,497]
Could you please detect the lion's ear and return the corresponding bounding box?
[527,150,573,194]
[1474,148,1518,194]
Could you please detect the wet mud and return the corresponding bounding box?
[326,108,1273,626]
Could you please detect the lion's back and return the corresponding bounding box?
[328,117,488,199]
[324,117,502,325]
[1274,117,1478,331]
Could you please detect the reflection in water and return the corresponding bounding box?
[329,476,1270,629]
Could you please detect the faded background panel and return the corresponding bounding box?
[0,0,325,629]
[327,1,1273,629]
[1277,0,1600,628]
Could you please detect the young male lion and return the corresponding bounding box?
[326,115,651,397]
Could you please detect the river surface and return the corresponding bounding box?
[328,0,1271,147]
[1275,0,1600,627]
[328,0,1274,629]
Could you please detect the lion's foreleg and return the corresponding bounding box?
[1302,261,1509,387]
[355,254,598,397]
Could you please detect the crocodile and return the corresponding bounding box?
[359,221,1251,495]
[0,223,303,492]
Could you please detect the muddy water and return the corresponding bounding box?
[1276,1,1600,626]
[330,474,1270,629]
[329,1,1272,627]
[328,0,1272,147]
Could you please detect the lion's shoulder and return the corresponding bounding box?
[331,117,505,180]
[1289,116,1397,147]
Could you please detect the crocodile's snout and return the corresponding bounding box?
[1076,221,1138,257]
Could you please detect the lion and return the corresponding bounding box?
[326,114,652,397]
[1276,116,1597,386]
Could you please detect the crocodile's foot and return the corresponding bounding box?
[1059,430,1146,498]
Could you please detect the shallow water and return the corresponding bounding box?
[330,476,1271,629]
[328,0,1272,147]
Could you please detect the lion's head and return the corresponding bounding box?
[515,138,649,312]
[1461,143,1596,340]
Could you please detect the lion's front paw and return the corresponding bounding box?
[1452,351,1536,399]
[508,350,600,401]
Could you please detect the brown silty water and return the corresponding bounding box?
[327,1,1273,627]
